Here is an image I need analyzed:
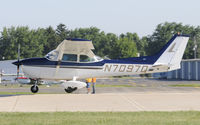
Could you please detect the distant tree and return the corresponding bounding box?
[140,36,148,56]
[120,32,147,56]
[0,26,45,60]
[0,22,199,60]
[43,26,58,54]
[0,27,11,60]
[112,37,137,59]
[146,22,199,59]
[190,26,200,59]
[56,23,70,41]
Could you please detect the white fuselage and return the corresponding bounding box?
[16,34,189,81]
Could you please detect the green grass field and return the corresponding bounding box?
[0,111,200,125]
[170,84,200,87]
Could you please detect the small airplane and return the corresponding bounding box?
[13,33,189,93]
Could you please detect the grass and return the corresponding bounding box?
[0,92,33,95]
[170,84,200,87]
[0,111,200,125]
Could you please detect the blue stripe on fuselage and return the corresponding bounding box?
[17,56,155,68]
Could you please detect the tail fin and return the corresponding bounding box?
[153,34,189,71]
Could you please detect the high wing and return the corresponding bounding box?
[55,38,95,60]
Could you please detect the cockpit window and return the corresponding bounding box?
[80,55,95,62]
[62,54,77,62]
[45,50,103,63]
[45,50,58,61]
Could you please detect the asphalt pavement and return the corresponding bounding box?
[1,78,200,94]
[1,78,200,112]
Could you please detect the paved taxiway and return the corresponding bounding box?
[1,78,200,94]
[1,78,200,112]
[1,92,200,112]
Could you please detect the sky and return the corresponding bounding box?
[0,0,200,37]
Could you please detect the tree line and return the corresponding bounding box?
[0,22,200,60]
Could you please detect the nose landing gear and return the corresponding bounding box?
[30,79,39,93]
[30,85,39,93]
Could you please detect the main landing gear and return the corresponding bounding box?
[30,79,39,93]
[64,87,77,93]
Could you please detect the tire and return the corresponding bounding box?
[64,87,77,93]
[30,85,39,93]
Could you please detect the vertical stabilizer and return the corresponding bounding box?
[153,34,189,71]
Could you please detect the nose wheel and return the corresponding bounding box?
[30,79,39,93]
[31,85,39,93]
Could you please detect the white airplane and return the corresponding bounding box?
[13,34,189,93]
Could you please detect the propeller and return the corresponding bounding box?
[16,44,20,80]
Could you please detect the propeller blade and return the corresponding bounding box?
[16,44,20,80]
[17,64,20,79]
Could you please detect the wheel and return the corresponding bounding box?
[64,88,72,93]
[30,85,39,93]
[64,87,77,93]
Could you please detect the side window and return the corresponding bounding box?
[62,54,77,62]
[80,55,95,62]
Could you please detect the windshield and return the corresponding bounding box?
[45,50,58,61]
